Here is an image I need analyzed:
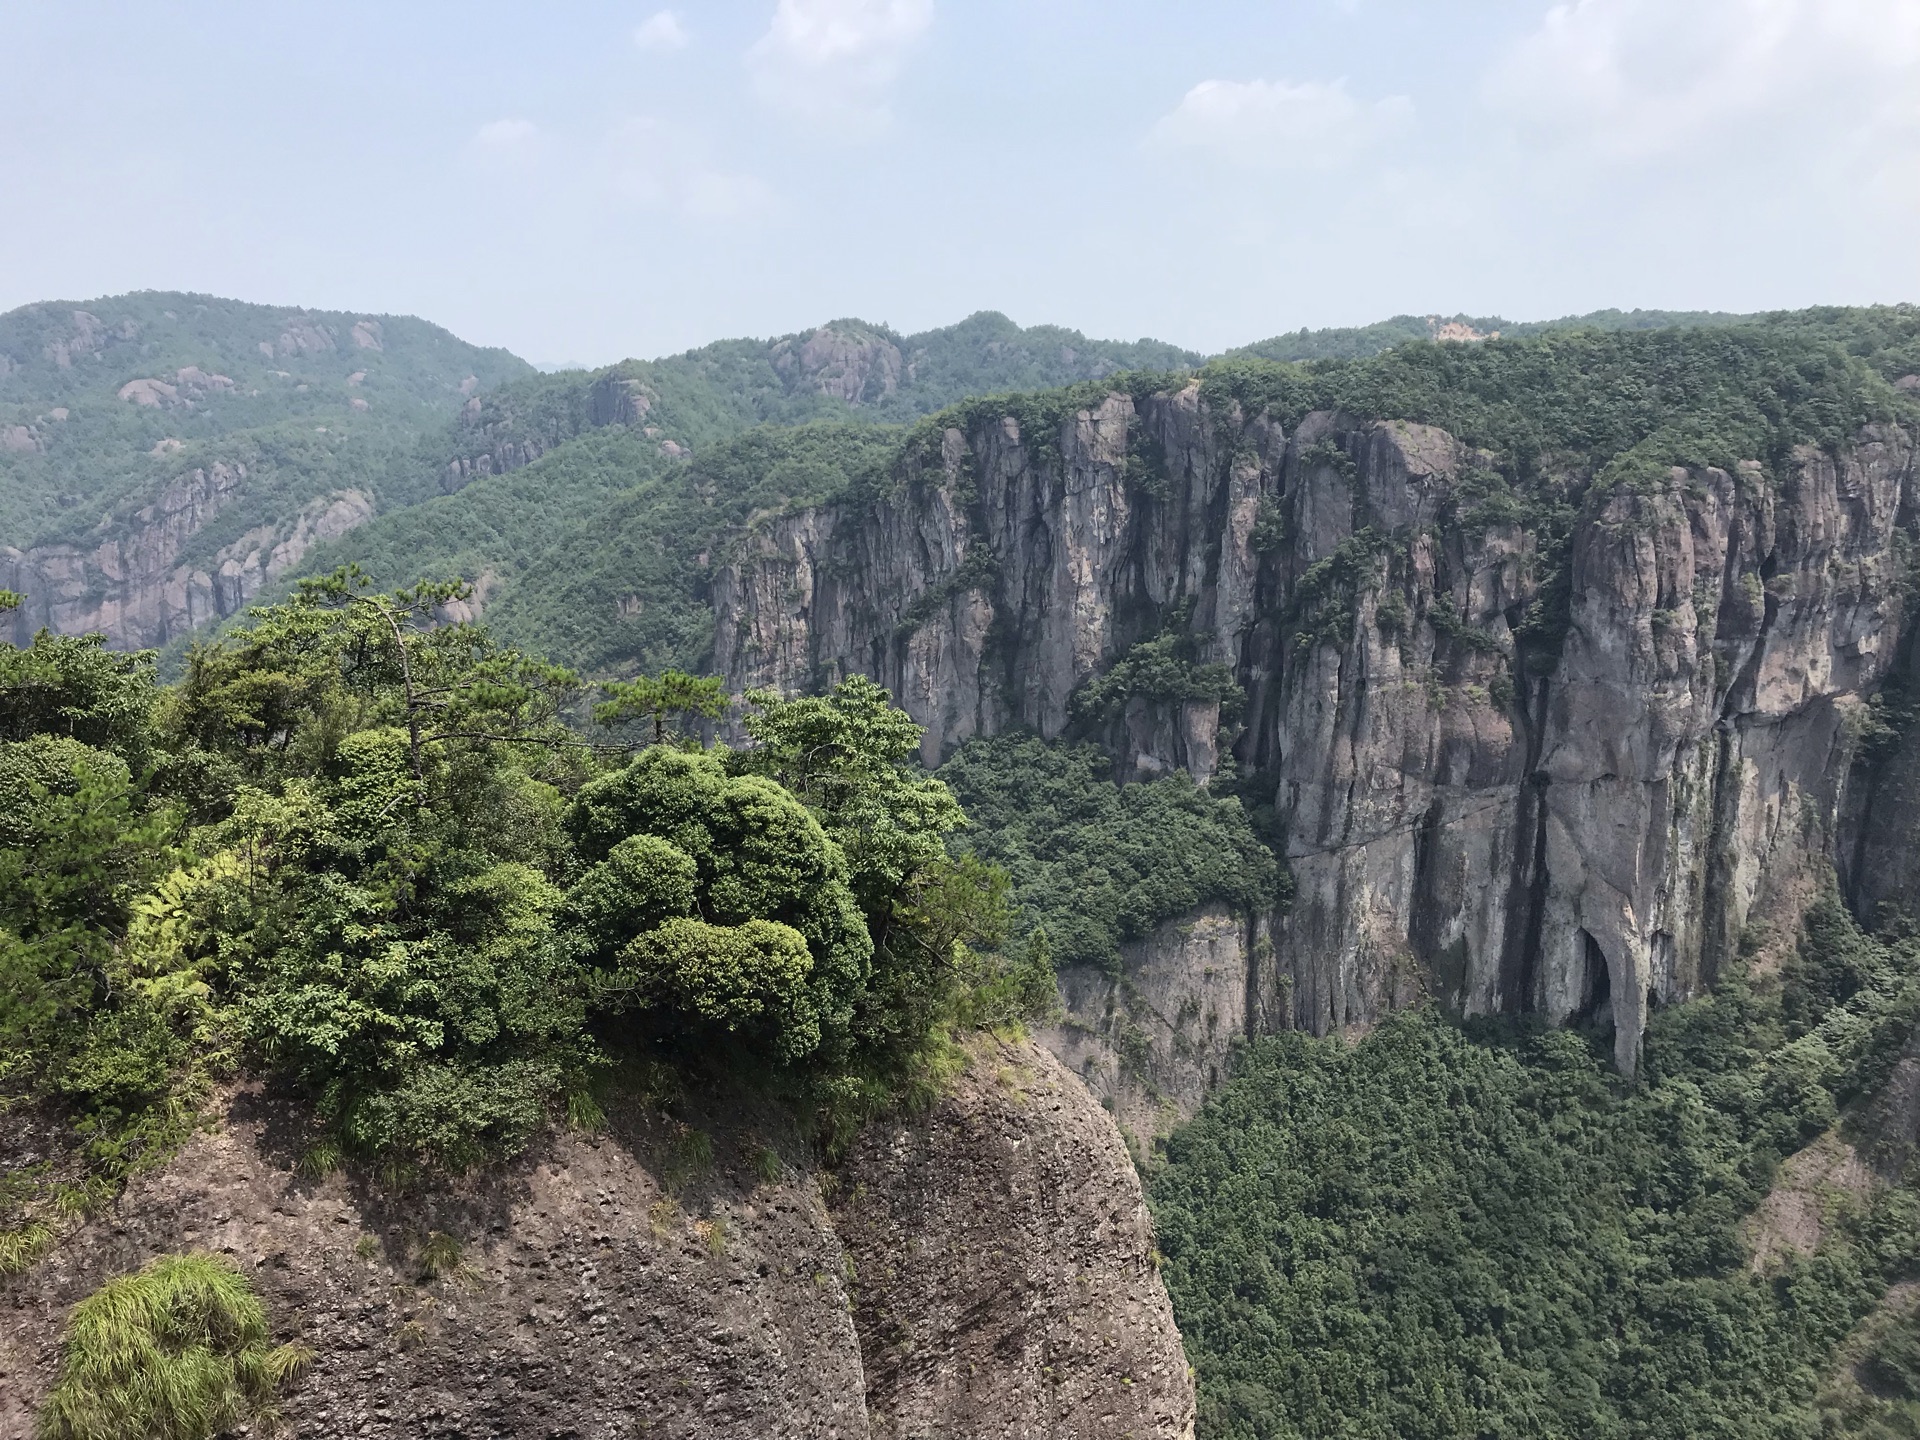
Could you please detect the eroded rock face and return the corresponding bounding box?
[770,326,905,406]
[2,1040,1192,1440]
[715,390,1920,1071]
[833,1036,1195,1440]
[715,387,1265,772]
[1042,904,1281,1154]
[1,467,374,650]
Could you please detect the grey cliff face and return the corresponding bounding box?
[832,1036,1195,1440]
[1043,903,1283,1153]
[771,326,905,406]
[2,464,374,651]
[716,387,1920,1073]
[1,1039,1191,1440]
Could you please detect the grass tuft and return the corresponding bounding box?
[0,1222,55,1277]
[37,1252,308,1440]
[417,1230,462,1281]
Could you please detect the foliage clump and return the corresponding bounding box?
[1069,614,1241,730]
[937,733,1277,972]
[37,1253,310,1440]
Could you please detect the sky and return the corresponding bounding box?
[3,0,1918,365]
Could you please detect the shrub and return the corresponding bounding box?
[562,835,699,960]
[569,747,873,1060]
[611,916,820,1059]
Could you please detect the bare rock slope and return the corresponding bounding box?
[1,1038,1192,1440]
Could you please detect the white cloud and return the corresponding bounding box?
[1488,0,1920,164]
[634,11,689,52]
[473,118,538,151]
[747,0,934,136]
[606,117,775,222]
[1147,78,1411,170]
[468,118,542,171]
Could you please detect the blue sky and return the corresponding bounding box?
[4,1,1917,363]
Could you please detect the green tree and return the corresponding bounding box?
[594,670,726,744]
[736,675,964,921]
[610,916,819,1059]
[0,625,157,773]
[568,746,872,1065]
[168,565,586,787]
[734,677,1044,1068]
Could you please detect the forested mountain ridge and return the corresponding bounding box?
[0,292,532,649]
[300,300,1920,682]
[0,291,531,544]
[0,297,1202,656]
[1234,302,1920,367]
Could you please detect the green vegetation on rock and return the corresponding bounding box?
[937,733,1279,972]
[38,1252,310,1440]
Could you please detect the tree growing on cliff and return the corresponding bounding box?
[2,583,1047,1193]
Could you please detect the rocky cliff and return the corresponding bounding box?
[1,1037,1192,1440]
[715,383,1920,1074]
[2,464,373,649]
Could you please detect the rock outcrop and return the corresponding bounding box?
[2,465,374,649]
[833,1035,1194,1440]
[771,326,905,406]
[440,370,669,493]
[715,385,1920,1072]
[1041,904,1282,1154]
[1,1038,1191,1440]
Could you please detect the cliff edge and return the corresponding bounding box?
[1,1037,1192,1440]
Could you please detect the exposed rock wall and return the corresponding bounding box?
[2,465,373,649]
[832,1035,1195,1440]
[2,1039,1191,1440]
[716,388,1920,1071]
[1041,904,1281,1155]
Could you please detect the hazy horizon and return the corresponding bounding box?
[5,1,1917,365]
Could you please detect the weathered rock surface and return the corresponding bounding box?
[2,1039,1190,1440]
[833,1035,1195,1440]
[772,326,904,405]
[716,387,1920,1072]
[1041,904,1281,1154]
[2,466,374,649]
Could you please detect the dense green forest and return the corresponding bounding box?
[0,574,1050,1273]
[1152,902,1920,1440]
[937,734,1280,971]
